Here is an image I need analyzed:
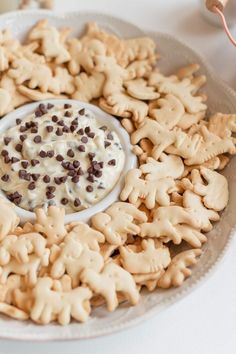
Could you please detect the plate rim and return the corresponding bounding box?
[0,9,235,341]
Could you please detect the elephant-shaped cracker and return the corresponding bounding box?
[91,202,147,245]
[35,206,67,246]
[81,262,140,312]
[28,277,92,325]
[120,169,176,209]
[157,249,202,288]
[0,198,20,241]
[0,232,47,265]
[119,239,171,274]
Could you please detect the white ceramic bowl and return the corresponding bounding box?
[0,10,235,341]
[0,99,136,224]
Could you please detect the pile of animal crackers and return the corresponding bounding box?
[0,19,235,325]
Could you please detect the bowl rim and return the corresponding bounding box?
[0,99,136,224]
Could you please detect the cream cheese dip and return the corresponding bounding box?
[0,103,125,213]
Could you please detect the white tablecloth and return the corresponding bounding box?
[0,1,236,353]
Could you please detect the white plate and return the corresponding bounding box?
[0,10,236,341]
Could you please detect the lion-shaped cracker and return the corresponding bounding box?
[148,94,185,129]
[0,232,47,265]
[176,111,206,131]
[26,277,92,325]
[66,222,105,251]
[67,38,106,75]
[0,198,20,241]
[120,169,176,209]
[8,57,52,92]
[165,129,202,159]
[91,202,147,246]
[208,113,236,142]
[126,59,154,79]
[157,249,202,288]
[50,237,104,287]
[28,19,71,64]
[72,72,105,102]
[81,261,140,312]
[140,153,184,181]
[183,190,220,231]
[34,206,67,247]
[140,205,200,244]
[119,239,171,274]
[49,67,75,95]
[185,125,236,166]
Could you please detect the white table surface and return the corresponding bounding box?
[0,0,236,353]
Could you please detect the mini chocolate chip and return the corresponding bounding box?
[87,175,94,183]
[60,176,67,183]
[56,154,64,162]
[21,161,29,169]
[47,186,56,193]
[74,198,81,207]
[46,125,53,133]
[20,134,27,142]
[81,136,88,144]
[107,133,113,140]
[15,144,23,152]
[56,128,63,136]
[68,163,74,170]
[79,108,85,115]
[19,126,27,132]
[64,103,72,109]
[47,150,54,158]
[87,132,95,139]
[4,156,10,164]
[99,162,104,168]
[25,122,32,129]
[71,118,78,125]
[67,149,74,158]
[39,150,47,158]
[64,111,72,117]
[77,168,84,175]
[77,128,84,135]
[11,157,20,164]
[94,170,102,178]
[93,163,101,171]
[46,192,55,199]
[4,137,11,145]
[31,159,39,166]
[24,173,31,181]
[61,198,69,205]
[108,159,116,166]
[14,196,22,205]
[1,150,8,157]
[33,135,41,143]
[88,152,95,160]
[16,119,22,125]
[99,125,107,131]
[72,176,80,183]
[31,173,40,181]
[39,103,45,110]
[1,174,9,182]
[78,145,85,152]
[19,170,26,179]
[31,127,38,134]
[73,160,80,168]
[68,170,76,177]
[28,182,36,190]
[31,122,38,128]
[62,161,69,169]
[87,167,93,174]
[57,120,64,126]
[86,185,93,192]
[35,109,43,117]
[85,126,90,134]
[70,125,76,133]
[52,115,58,122]
[54,177,61,185]
[47,103,54,109]
[63,126,69,133]
[104,141,111,148]
[43,175,50,183]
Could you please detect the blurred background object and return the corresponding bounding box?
[0,0,53,13]
[200,0,236,27]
